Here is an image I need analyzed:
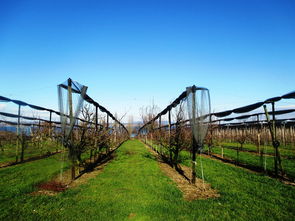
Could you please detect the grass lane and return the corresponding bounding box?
[0,141,62,164]
[209,146,295,179]
[1,139,294,220]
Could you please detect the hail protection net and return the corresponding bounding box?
[58,78,88,144]
[186,86,211,150]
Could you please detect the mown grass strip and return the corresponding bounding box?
[209,146,295,179]
[219,142,295,158]
[0,141,62,164]
[1,139,295,220]
[0,154,70,201]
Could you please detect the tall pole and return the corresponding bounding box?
[68,80,73,123]
[168,110,172,164]
[168,110,171,140]
[68,79,75,180]
[264,104,282,177]
[209,114,213,155]
[271,102,278,177]
[191,90,197,184]
[271,102,283,176]
[95,106,98,131]
[16,105,21,162]
[256,114,261,152]
[106,115,110,153]
[159,116,162,154]
[94,106,98,158]
[106,115,109,129]
[282,122,286,147]
[49,111,52,137]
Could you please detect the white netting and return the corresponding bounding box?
[57,78,88,144]
[186,86,211,150]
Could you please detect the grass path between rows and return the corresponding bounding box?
[0,139,295,220]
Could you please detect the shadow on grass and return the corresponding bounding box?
[0,151,62,169]
[142,152,157,161]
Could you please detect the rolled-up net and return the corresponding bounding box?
[186,86,211,150]
[57,78,88,145]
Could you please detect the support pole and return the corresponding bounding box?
[209,114,213,155]
[106,115,110,153]
[93,106,98,161]
[264,104,282,177]
[95,106,98,131]
[257,114,263,168]
[16,105,21,162]
[168,110,171,138]
[282,123,286,147]
[49,111,52,137]
[191,90,197,184]
[106,115,109,129]
[271,102,278,177]
[159,116,162,154]
[271,102,283,176]
[68,79,75,180]
[168,110,172,165]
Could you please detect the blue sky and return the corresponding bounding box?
[0,0,294,121]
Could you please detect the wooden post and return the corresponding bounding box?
[168,110,171,140]
[256,114,264,169]
[264,104,282,177]
[16,104,21,162]
[271,102,283,176]
[106,115,109,129]
[291,127,294,149]
[151,120,154,148]
[168,110,172,165]
[49,111,52,137]
[68,79,75,180]
[256,114,261,153]
[282,123,286,147]
[271,102,278,177]
[106,115,110,153]
[191,90,197,184]
[93,106,98,161]
[159,116,161,154]
[38,119,41,153]
[236,144,239,166]
[209,114,213,155]
[95,106,98,131]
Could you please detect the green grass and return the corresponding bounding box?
[0,140,62,164]
[209,146,295,180]
[1,139,295,220]
[146,139,295,180]
[220,142,295,158]
[0,154,69,201]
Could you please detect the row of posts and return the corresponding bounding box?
[146,90,198,184]
[144,99,285,182]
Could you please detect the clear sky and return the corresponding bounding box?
[0,0,294,122]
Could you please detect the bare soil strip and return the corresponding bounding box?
[143,142,220,201]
